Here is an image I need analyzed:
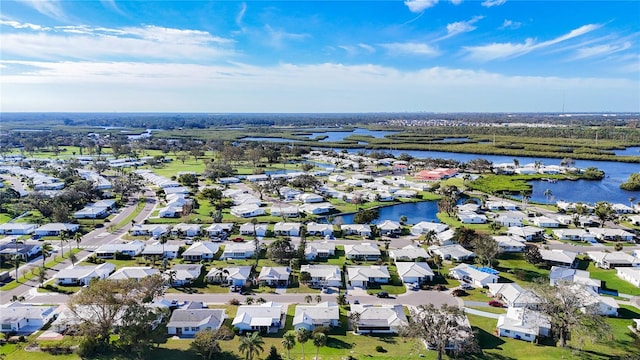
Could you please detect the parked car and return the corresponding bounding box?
[488,300,505,308]
[376,291,389,298]
[460,283,474,290]
[353,299,360,304]
[232,237,245,242]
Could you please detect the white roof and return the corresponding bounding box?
[344,243,381,256]
[293,302,339,327]
[300,264,342,281]
[497,307,549,336]
[54,263,115,280]
[540,249,577,265]
[350,304,408,328]
[258,267,291,281]
[109,267,159,280]
[182,242,220,256]
[232,302,283,327]
[395,262,434,279]
[347,266,390,281]
[389,245,430,260]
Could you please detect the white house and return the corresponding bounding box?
[231,204,265,218]
[206,266,252,287]
[108,267,159,282]
[205,223,234,237]
[428,244,475,261]
[457,212,487,224]
[33,223,80,237]
[494,211,526,228]
[395,262,434,284]
[344,243,381,261]
[293,302,340,331]
[300,264,342,288]
[449,264,498,288]
[95,241,145,258]
[300,202,335,215]
[410,222,449,236]
[232,302,284,334]
[258,267,291,286]
[539,249,578,268]
[167,303,227,337]
[239,223,268,237]
[169,264,203,286]
[140,243,180,259]
[617,267,640,287]
[493,236,526,253]
[54,263,116,286]
[0,223,37,235]
[350,304,408,334]
[587,251,640,269]
[507,226,544,241]
[306,222,334,237]
[269,205,300,218]
[347,266,390,288]
[273,222,301,237]
[376,220,402,236]
[182,242,220,262]
[341,224,372,238]
[129,224,171,238]
[389,245,430,261]
[531,216,560,228]
[298,193,324,203]
[222,242,256,259]
[497,307,550,342]
[487,283,538,308]
[552,229,597,242]
[587,228,636,242]
[305,241,336,260]
[171,223,202,237]
[486,201,519,211]
[549,266,601,291]
[0,303,57,335]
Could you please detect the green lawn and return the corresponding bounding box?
[586,262,640,296]
[0,249,82,291]
[495,253,550,285]
[0,213,12,224]
[466,306,507,314]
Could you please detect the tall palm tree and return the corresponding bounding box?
[296,328,310,360]
[37,266,48,287]
[282,331,296,360]
[58,230,69,258]
[73,231,82,249]
[543,188,553,204]
[238,332,264,360]
[312,332,327,360]
[41,242,53,268]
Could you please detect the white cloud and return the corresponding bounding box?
[404,0,439,13]
[465,23,601,61]
[264,25,309,48]
[440,16,483,40]
[358,43,376,54]
[380,42,440,56]
[500,19,522,30]
[450,0,463,5]
[236,2,247,27]
[339,43,377,56]
[17,0,66,20]
[2,60,637,112]
[0,19,49,31]
[100,0,126,16]
[481,0,506,8]
[573,42,632,60]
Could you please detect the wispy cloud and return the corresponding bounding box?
[450,0,463,5]
[263,25,309,48]
[380,42,440,56]
[465,23,601,61]
[572,41,632,60]
[100,0,126,16]
[500,19,522,30]
[0,19,49,31]
[404,0,439,13]
[236,2,247,27]
[17,0,66,20]
[339,43,376,56]
[439,16,483,40]
[481,0,506,8]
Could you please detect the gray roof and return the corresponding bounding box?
[167,308,226,329]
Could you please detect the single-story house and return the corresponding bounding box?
[449,264,498,288]
[415,168,458,181]
[269,206,300,218]
[273,222,301,237]
[531,216,560,228]
[221,242,256,259]
[376,220,402,236]
[95,241,145,258]
[389,245,430,262]
[587,228,636,242]
[206,266,252,286]
[129,224,171,238]
[350,304,408,334]
[300,202,335,215]
[344,243,381,261]
[167,303,227,337]
[347,266,390,288]
[507,226,544,241]
[169,264,204,286]
[549,266,601,292]
[587,251,640,269]
[341,224,372,238]
[552,229,597,242]
[306,222,334,237]
[0,303,57,335]
[428,244,475,261]
[457,211,487,224]
[299,264,342,288]
[493,236,526,253]
[305,241,336,260]
[33,223,80,237]
[487,283,538,308]
[0,223,37,235]
[108,267,159,282]
[239,223,268,237]
[540,249,578,268]
[410,221,449,236]
[140,243,181,259]
[171,223,202,238]
[205,223,234,237]
[54,263,115,286]
[617,267,640,287]
[73,203,110,219]
[497,307,550,342]
[485,201,519,211]
[258,266,291,287]
[218,177,240,184]
[494,215,523,228]
[232,302,284,334]
[298,193,324,203]
[395,262,434,284]
[0,243,42,261]
[182,242,220,262]
[572,285,619,316]
[293,302,340,331]
[231,204,265,218]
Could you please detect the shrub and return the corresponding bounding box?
[375,345,386,353]
[214,326,235,340]
[312,326,330,336]
[451,289,467,297]
[228,298,240,306]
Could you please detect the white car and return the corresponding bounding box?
[460,283,474,290]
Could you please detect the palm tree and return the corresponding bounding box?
[423,230,438,246]
[41,242,53,268]
[630,196,637,209]
[73,232,82,249]
[543,188,553,204]
[304,295,313,304]
[282,331,296,360]
[37,266,48,287]
[58,230,69,258]
[312,332,327,360]
[159,233,169,258]
[315,294,322,303]
[399,215,407,225]
[296,328,311,360]
[238,332,265,360]
[167,269,177,287]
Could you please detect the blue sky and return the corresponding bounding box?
[1,0,639,113]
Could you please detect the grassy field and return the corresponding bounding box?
[586,262,640,296]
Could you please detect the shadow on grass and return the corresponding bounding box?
[617,307,640,320]
[473,327,505,350]
[148,348,240,360]
[326,337,353,350]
